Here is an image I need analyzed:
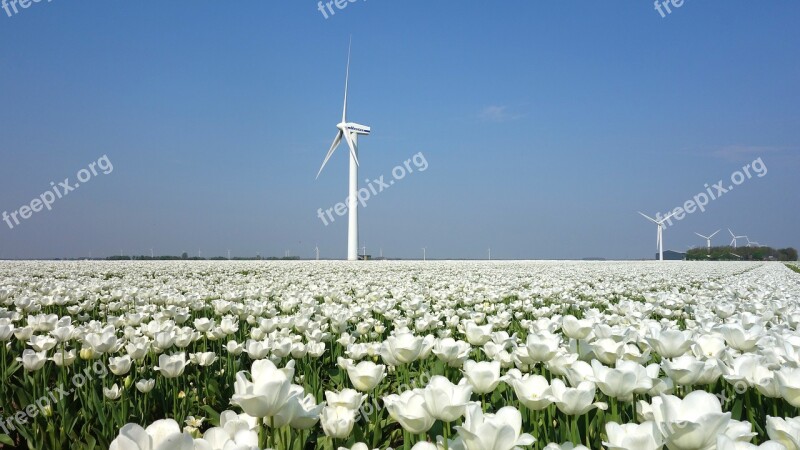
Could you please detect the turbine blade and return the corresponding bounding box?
[710,230,720,238]
[638,211,657,224]
[342,38,351,123]
[694,232,707,239]
[729,229,735,238]
[316,131,343,179]
[659,211,677,223]
[343,128,360,166]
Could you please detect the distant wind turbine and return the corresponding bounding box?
[694,230,720,252]
[728,229,746,248]
[315,38,371,261]
[638,211,676,261]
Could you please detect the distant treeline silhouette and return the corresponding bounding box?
[686,246,797,261]
[105,255,300,261]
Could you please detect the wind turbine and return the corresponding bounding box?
[728,229,746,248]
[746,237,760,247]
[316,39,371,261]
[422,247,427,261]
[638,211,676,261]
[694,230,720,252]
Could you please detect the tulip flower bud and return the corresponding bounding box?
[79,347,97,361]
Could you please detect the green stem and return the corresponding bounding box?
[585,413,590,448]
[371,394,380,448]
[611,399,618,423]
[270,416,276,448]
[258,422,268,449]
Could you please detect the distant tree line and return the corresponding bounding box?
[105,255,301,261]
[686,246,798,261]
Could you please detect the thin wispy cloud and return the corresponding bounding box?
[479,105,522,123]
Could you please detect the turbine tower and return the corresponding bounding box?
[638,211,676,261]
[728,229,746,248]
[694,230,720,252]
[316,39,371,261]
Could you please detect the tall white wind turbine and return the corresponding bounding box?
[638,211,676,261]
[728,229,746,248]
[745,237,760,247]
[694,230,720,252]
[316,39,371,261]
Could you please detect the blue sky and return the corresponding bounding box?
[0,1,798,260]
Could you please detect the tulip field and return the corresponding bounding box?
[1,260,800,450]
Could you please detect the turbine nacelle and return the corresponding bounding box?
[340,122,371,135]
